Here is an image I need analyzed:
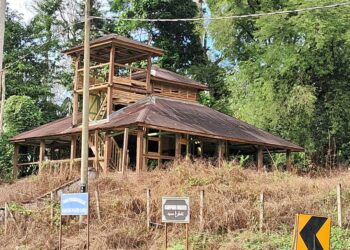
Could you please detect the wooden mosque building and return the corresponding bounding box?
[10,34,303,178]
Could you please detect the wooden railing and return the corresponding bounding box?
[110,137,122,171]
[75,62,149,90]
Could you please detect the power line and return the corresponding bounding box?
[90,1,350,22]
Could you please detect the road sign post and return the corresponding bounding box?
[59,193,89,250]
[292,214,331,250]
[162,197,190,250]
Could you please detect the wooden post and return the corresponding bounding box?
[50,192,55,226]
[136,127,144,174]
[259,192,264,231]
[256,146,263,171]
[122,128,129,175]
[107,46,115,116]
[4,202,8,234]
[218,141,224,167]
[70,135,77,174]
[95,190,101,221]
[146,55,152,94]
[286,149,291,171]
[73,58,80,126]
[200,190,204,231]
[13,143,19,179]
[337,184,342,227]
[94,130,99,173]
[146,188,151,230]
[103,134,110,174]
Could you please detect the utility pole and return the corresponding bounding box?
[80,0,90,193]
[0,0,6,135]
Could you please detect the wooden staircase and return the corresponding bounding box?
[88,133,121,172]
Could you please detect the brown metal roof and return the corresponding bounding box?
[11,96,303,152]
[132,65,208,90]
[63,34,164,57]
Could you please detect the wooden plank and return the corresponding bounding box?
[122,128,129,175]
[136,127,144,174]
[175,134,181,158]
[107,46,115,116]
[77,62,110,72]
[76,84,108,93]
[13,144,19,179]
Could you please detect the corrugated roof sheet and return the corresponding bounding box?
[11,96,303,152]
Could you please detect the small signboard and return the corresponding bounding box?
[162,197,190,224]
[293,214,331,250]
[61,193,89,216]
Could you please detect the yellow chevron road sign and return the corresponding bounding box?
[292,214,331,250]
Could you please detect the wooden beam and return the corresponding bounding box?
[122,128,129,175]
[107,46,115,116]
[70,135,77,174]
[186,134,190,160]
[286,149,291,171]
[146,55,152,94]
[136,127,144,174]
[13,144,19,179]
[39,140,45,174]
[103,134,110,174]
[256,146,263,171]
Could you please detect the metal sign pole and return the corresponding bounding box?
[185,224,189,250]
[165,223,168,250]
[59,214,62,250]
[87,198,90,250]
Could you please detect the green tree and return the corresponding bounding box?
[111,0,207,72]
[4,96,43,136]
[207,0,350,164]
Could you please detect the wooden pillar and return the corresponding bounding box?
[136,127,144,174]
[107,46,115,116]
[256,145,263,171]
[13,143,19,179]
[122,128,129,174]
[146,55,152,94]
[73,57,80,126]
[175,134,181,158]
[94,130,99,173]
[286,149,291,171]
[70,135,77,174]
[218,140,224,167]
[158,131,162,167]
[103,134,111,174]
[186,134,190,160]
[39,140,45,173]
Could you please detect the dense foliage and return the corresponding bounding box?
[207,0,350,165]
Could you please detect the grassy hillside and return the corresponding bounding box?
[1,160,350,249]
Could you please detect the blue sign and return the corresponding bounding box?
[61,193,89,216]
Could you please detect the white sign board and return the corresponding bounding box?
[162,197,190,224]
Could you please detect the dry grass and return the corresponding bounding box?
[0,160,350,249]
